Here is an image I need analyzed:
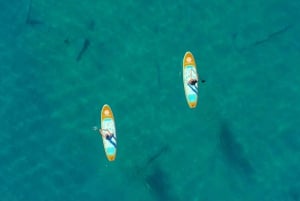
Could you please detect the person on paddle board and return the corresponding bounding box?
[99,129,115,140]
[188,77,205,85]
[188,78,199,93]
[188,78,198,86]
[99,128,117,148]
[188,78,205,94]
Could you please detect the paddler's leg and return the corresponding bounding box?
[100,129,117,147]
[188,83,198,94]
[107,137,117,148]
[107,134,117,141]
[105,134,117,148]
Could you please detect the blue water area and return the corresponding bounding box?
[1,0,300,201]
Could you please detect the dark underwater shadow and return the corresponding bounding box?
[128,145,178,201]
[135,145,170,175]
[219,121,255,178]
[145,165,177,201]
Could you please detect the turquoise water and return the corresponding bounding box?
[1,1,300,200]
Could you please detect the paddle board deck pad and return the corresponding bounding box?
[183,51,199,108]
[100,104,117,161]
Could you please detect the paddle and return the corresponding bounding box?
[92,126,98,131]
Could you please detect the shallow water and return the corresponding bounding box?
[1,0,300,200]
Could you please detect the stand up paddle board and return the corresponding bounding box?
[100,104,117,161]
[183,51,199,108]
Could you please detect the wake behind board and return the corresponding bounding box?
[100,104,117,161]
[183,51,199,108]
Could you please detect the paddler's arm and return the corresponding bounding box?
[99,129,103,136]
[99,129,116,139]
[99,129,107,138]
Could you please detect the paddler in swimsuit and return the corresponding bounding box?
[187,78,205,94]
[100,129,117,148]
[99,129,115,140]
[188,78,199,93]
